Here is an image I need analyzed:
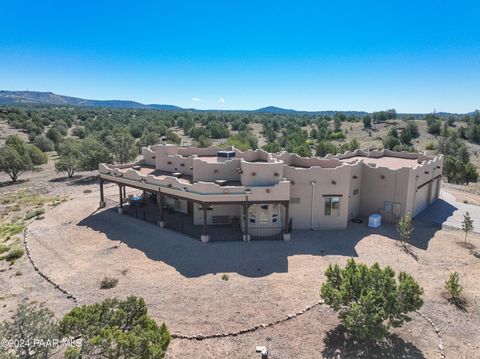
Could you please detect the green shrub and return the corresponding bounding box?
[329,131,345,140]
[0,244,9,254]
[24,208,45,220]
[320,259,423,340]
[4,248,25,262]
[60,297,170,359]
[445,272,463,300]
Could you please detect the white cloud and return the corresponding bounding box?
[192,97,200,102]
[217,97,226,104]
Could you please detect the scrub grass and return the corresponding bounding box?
[24,208,46,220]
[0,223,25,241]
[0,188,69,207]
[2,248,25,264]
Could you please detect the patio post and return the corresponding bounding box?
[201,204,209,243]
[283,202,291,241]
[157,192,166,228]
[99,178,106,208]
[243,202,250,242]
[117,184,124,215]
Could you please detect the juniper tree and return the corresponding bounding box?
[461,212,474,247]
[320,259,423,340]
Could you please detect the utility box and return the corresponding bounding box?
[368,214,381,228]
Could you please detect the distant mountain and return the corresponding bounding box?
[255,105,369,117]
[0,90,474,116]
[0,91,183,111]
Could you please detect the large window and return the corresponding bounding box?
[324,196,341,217]
[248,207,256,224]
[271,204,279,223]
[260,204,269,224]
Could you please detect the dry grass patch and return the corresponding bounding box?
[100,276,119,289]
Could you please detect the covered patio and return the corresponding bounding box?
[99,178,290,242]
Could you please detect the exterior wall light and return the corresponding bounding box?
[331,180,336,185]
[381,175,385,179]
[266,189,271,193]
[251,172,256,176]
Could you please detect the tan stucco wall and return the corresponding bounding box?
[100,145,443,231]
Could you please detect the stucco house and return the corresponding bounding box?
[98,144,443,242]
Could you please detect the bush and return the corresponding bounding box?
[0,244,9,254]
[320,259,423,340]
[4,248,25,262]
[221,274,229,281]
[24,208,45,220]
[60,296,170,359]
[0,301,60,359]
[425,142,436,150]
[33,135,55,152]
[445,272,463,300]
[329,131,345,140]
[100,276,119,289]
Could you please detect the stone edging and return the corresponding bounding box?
[170,300,325,340]
[23,228,78,306]
[416,311,446,358]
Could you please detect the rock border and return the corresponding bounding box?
[23,228,78,306]
[170,300,325,340]
[416,310,446,358]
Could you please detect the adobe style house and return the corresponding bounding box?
[98,145,443,242]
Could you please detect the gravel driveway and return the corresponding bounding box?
[417,190,480,233]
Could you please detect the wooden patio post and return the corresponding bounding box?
[157,191,165,228]
[99,178,105,208]
[118,184,124,214]
[283,202,291,241]
[201,204,209,243]
[243,201,250,242]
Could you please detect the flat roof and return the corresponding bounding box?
[135,166,193,184]
[340,156,420,170]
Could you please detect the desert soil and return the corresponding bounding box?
[1,184,475,359]
[1,120,480,358]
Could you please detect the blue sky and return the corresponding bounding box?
[1,1,479,113]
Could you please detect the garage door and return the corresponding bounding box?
[414,185,429,217]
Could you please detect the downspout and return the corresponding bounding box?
[412,174,419,216]
[392,171,397,223]
[310,181,317,230]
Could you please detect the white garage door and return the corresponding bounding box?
[414,185,429,217]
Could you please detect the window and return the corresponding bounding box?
[271,204,279,223]
[248,207,256,224]
[260,204,269,224]
[384,201,391,212]
[290,197,301,204]
[324,197,341,217]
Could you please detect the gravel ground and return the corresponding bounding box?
[17,186,480,359]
